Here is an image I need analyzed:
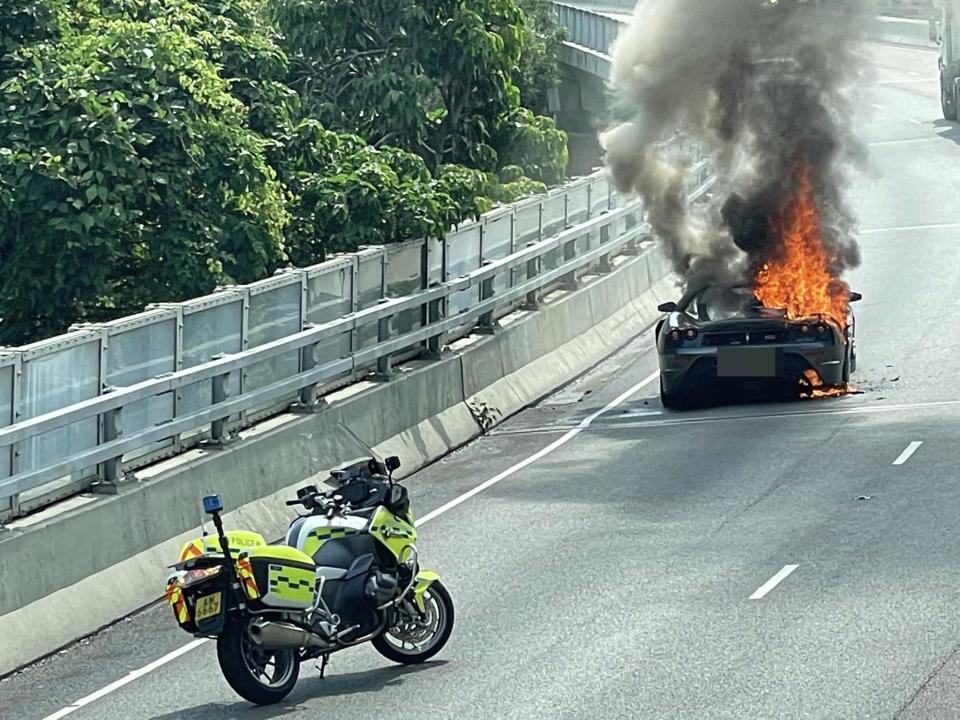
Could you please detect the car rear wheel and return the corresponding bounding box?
[944,74,958,121]
[660,376,685,410]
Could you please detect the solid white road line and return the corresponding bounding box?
[41,370,662,719]
[869,137,942,147]
[860,221,960,234]
[893,441,923,466]
[416,370,660,525]
[43,639,208,719]
[749,565,799,600]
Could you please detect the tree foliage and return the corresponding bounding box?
[0,0,568,345]
[269,0,566,179]
[514,0,566,115]
[0,0,288,343]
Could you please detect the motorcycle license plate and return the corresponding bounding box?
[195,592,222,621]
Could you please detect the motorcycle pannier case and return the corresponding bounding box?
[241,546,317,610]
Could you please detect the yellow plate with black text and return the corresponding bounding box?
[195,593,222,621]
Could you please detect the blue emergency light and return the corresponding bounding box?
[202,494,224,515]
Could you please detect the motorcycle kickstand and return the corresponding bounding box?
[316,653,330,679]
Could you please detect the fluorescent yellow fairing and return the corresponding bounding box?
[178,530,266,561]
[244,545,316,610]
[243,545,314,565]
[301,527,360,558]
[369,507,417,559]
[413,570,440,612]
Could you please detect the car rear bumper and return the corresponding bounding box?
[660,343,845,395]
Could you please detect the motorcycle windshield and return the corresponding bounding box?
[300,422,385,478]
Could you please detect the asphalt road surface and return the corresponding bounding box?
[4,41,960,720]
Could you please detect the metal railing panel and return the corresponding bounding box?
[483,209,515,300]
[385,239,426,340]
[178,291,245,441]
[244,274,304,418]
[16,331,101,508]
[590,175,612,216]
[355,248,386,354]
[567,179,591,227]
[100,310,178,464]
[305,259,354,376]
[541,191,568,238]
[0,353,16,520]
[446,223,483,323]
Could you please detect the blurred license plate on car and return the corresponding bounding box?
[717,347,777,378]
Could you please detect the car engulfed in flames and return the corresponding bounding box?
[655,159,861,408]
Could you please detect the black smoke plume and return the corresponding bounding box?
[601,0,871,291]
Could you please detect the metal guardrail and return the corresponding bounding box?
[0,168,712,524]
[0,4,719,525]
[556,3,623,57]
[557,2,942,55]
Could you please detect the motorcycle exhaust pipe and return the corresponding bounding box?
[248,620,329,650]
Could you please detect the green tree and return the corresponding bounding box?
[268,0,566,183]
[514,0,566,115]
[0,1,288,343]
[277,120,488,264]
[0,0,569,345]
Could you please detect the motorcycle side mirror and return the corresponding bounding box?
[385,456,401,473]
[657,302,678,313]
[297,484,318,499]
[849,291,862,303]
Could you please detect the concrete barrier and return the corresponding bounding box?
[0,242,678,676]
[870,15,939,48]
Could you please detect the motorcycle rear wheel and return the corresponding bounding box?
[372,580,454,665]
[217,617,300,706]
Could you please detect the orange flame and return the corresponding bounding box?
[753,162,849,332]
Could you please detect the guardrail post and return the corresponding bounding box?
[623,212,641,255]
[524,243,542,310]
[375,300,393,380]
[561,237,580,291]
[598,225,613,273]
[293,330,325,414]
[477,261,498,334]
[206,361,233,448]
[424,297,445,359]
[92,386,123,493]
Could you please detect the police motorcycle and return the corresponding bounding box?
[164,427,454,705]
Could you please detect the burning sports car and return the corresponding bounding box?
[655,285,860,408]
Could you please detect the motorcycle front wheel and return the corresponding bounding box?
[372,580,454,665]
[217,617,300,706]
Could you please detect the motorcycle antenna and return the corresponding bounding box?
[199,497,210,537]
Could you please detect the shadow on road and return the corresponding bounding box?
[931,119,960,144]
[148,661,447,720]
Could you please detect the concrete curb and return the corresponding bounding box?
[870,16,939,48]
[0,246,677,676]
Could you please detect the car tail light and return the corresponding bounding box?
[815,323,828,335]
[668,329,682,342]
[684,328,698,340]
